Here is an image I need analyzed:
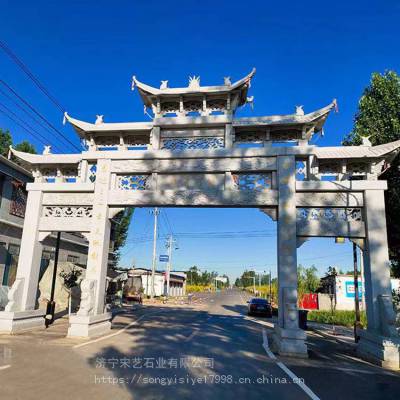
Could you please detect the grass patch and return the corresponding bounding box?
[307,310,367,328]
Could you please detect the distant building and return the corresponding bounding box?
[319,274,400,311]
[126,268,186,297]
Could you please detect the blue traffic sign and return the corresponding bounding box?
[159,255,169,262]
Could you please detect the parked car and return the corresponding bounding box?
[247,298,272,317]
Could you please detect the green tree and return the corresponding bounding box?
[187,266,201,285]
[298,265,320,303]
[342,70,400,277]
[112,208,134,263]
[14,140,37,154]
[238,269,256,288]
[221,274,230,287]
[0,128,12,157]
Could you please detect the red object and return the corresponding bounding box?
[300,293,318,310]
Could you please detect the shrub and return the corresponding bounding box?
[186,284,213,293]
[307,310,367,327]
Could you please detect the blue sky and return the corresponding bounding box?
[1,1,399,281]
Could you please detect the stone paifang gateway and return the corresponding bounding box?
[1,69,400,368]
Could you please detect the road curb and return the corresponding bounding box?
[310,327,357,348]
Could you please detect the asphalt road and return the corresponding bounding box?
[1,289,399,400]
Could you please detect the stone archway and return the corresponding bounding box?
[0,70,399,367]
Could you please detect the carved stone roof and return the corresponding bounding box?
[315,140,400,160]
[132,68,256,108]
[9,147,82,166]
[64,113,153,138]
[233,101,336,133]
[64,101,335,138]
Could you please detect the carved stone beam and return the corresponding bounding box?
[108,207,125,219]
[38,231,52,242]
[349,238,365,250]
[81,232,91,242]
[259,207,277,221]
[296,237,309,248]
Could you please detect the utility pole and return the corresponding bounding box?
[165,234,177,297]
[150,207,160,299]
[353,242,361,342]
[269,268,272,303]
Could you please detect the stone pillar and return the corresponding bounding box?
[357,189,400,369]
[68,159,112,338]
[272,156,307,357]
[0,190,45,333]
[225,123,233,148]
[151,126,161,150]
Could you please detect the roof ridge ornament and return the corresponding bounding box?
[160,80,168,89]
[43,145,52,155]
[332,98,339,113]
[224,76,232,86]
[95,115,104,125]
[361,136,372,147]
[63,111,68,125]
[296,105,304,116]
[246,96,254,110]
[188,75,200,89]
[131,75,136,91]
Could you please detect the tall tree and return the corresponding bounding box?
[14,141,37,154]
[112,208,134,263]
[0,128,12,157]
[297,265,320,301]
[342,70,400,277]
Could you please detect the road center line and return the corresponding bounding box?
[262,328,320,400]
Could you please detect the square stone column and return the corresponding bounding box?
[0,190,45,333]
[272,156,307,357]
[357,189,400,369]
[68,159,112,338]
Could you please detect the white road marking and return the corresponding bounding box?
[74,311,159,349]
[185,329,200,342]
[0,365,11,371]
[262,328,320,400]
[262,328,276,360]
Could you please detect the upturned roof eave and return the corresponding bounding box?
[64,113,154,138]
[233,100,337,131]
[9,147,83,166]
[133,68,256,102]
[315,140,400,160]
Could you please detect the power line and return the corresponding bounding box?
[0,86,58,139]
[0,105,52,150]
[0,101,62,151]
[162,210,175,235]
[0,40,65,112]
[0,80,80,152]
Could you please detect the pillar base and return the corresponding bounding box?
[0,309,45,333]
[271,325,308,358]
[67,312,112,338]
[357,329,400,370]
